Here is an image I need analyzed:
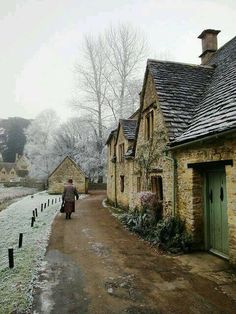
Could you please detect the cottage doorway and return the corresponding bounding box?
[205,168,229,258]
[151,176,163,219]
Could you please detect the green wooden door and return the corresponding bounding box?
[207,169,229,256]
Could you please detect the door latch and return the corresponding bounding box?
[220,187,224,201]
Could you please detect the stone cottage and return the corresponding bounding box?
[0,154,29,182]
[107,119,138,209]
[48,156,88,194]
[106,29,236,265]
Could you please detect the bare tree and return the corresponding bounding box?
[53,116,107,182]
[135,131,167,190]
[73,23,148,181]
[24,110,60,180]
[104,24,147,119]
[0,127,7,158]
[73,35,109,182]
[74,35,108,138]
[53,117,84,158]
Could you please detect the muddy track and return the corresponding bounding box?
[32,190,236,313]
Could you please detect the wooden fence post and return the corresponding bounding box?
[8,248,14,268]
[19,233,23,248]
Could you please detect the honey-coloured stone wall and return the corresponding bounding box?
[174,135,236,265]
[48,156,88,194]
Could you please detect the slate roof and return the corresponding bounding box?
[0,162,16,172]
[172,36,236,145]
[119,119,137,141]
[105,129,117,145]
[147,59,214,140]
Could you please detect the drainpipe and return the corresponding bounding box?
[163,151,177,216]
[114,159,117,207]
[112,149,118,207]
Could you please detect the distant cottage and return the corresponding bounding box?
[0,154,29,182]
[106,29,236,265]
[48,156,88,194]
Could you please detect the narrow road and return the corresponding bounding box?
[32,190,236,313]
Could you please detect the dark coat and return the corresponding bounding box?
[62,184,79,213]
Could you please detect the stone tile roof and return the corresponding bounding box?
[119,119,137,141]
[147,59,214,140]
[105,129,117,145]
[172,36,236,145]
[0,162,16,172]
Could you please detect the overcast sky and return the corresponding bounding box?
[0,0,235,120]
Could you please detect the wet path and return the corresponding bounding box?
[32,190,236,313]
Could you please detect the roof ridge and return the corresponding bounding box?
[119,118,137,122]
[147,58,213,69]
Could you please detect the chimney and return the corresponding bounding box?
[198,29,221,65]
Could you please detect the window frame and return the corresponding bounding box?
[145,110,154,140]
[118,143,125,162]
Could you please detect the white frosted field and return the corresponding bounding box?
[0,191,61,313]
[0,186,38,203]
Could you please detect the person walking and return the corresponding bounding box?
[62,179,79,219]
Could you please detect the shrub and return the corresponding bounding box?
[151,215,192,253]
[139,191,157,212]
[118,211,192,253]
[139,191,163,222]
[119,209,155,237]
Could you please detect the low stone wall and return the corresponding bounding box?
[88,183,107,190]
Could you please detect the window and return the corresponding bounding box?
[118,143,125,162]
[145,111,154,140]
[137,177,141,192]
[120,175,125,192]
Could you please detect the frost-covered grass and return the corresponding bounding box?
[0,187,38,210]
[0,192,61,314]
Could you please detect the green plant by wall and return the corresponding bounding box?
[118,211,192,253]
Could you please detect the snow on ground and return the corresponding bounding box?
[0,186,38,204]
[0,191,62,313]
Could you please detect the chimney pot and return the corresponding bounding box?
[198,29,221,65]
